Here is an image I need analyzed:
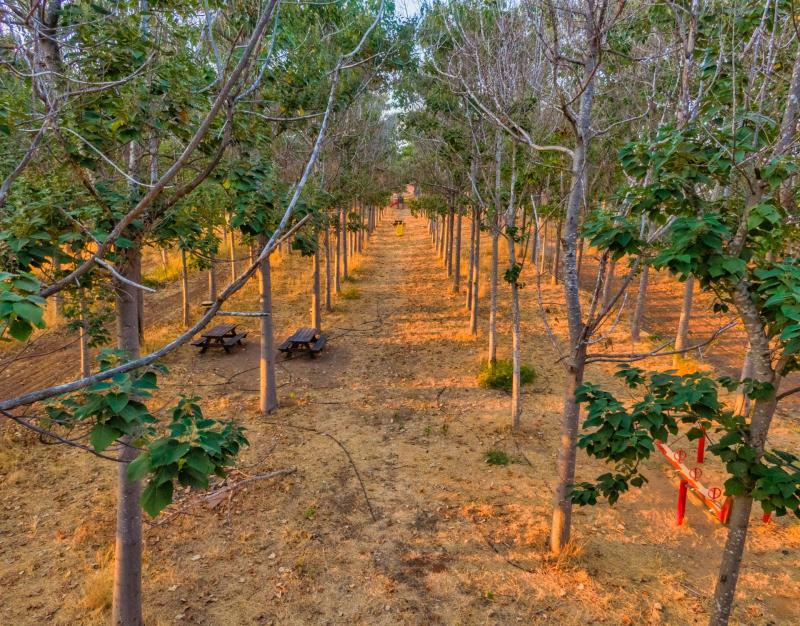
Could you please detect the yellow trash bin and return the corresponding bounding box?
[395,223,405,236]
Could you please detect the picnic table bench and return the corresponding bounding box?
[278,327,327,358]
[192,323,247,354]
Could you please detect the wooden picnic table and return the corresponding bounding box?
[278,327,327,358]
[192,323,247,354]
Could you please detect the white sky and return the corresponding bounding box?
[397,0,423,18]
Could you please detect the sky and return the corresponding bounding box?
[397,0,423,18]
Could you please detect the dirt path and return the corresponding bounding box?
[1,210,798,625]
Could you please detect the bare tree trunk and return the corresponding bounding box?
[465,208,475,309]
[453,205,462,292]
[79,295,90,378]
[228,221,237,284]
[470,208,481,337]
[342,207,349,280]
[602,258,617,308]
[208,255,217,301]
[311,243,321,332]
[539,219,547,275]
[673,275,695,367]
[335,222,341,294]
[180,248,190,328]
[550,48,598,556]
[630,264,649,344]
[446,209,455,277]
[358,204,364,253]
[488,229,499,364]
[507,233,522,431]
[160,248,168,272]
[438,214,446,260]
[258,235,277,414]
[550,220,562,285]
[324,226,332,312]
[576,237,585,280]
[51,256,63,322]
[734,347,754,416]
[112,244,143,626]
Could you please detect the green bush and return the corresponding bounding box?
[340,285,360,300]
[477,359,535,391]
[485,449,511,465]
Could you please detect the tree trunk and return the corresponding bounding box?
[602,258,617,308]
[551,49,598,555]
[258,236,278,414]
[51,256,63,323]
[550,344,587,553]
[335,223,341,295]
[734,347,754,416]
[630,264,649,344]
[438,215,446,260]
[180,248,190,328]
[228,223,237,284]
[112,245,143,626]
[673,275,695,367]
[453,206,462,293]
[465,208,475,309]
[550,220,562,285]
[488,230,499,364]
[208,255,217,301]
[160,248,168,272]
[311,243,321,332]
[342,207,349,280]
[358,204,364,253]
[79,295,90,378]
[507,233,522,431]
[324,226,332,312]
[470,208,481,337]
[576,237,585,281]
[539,220,547,275]
[446,209,455,277]
[708,269,782,625]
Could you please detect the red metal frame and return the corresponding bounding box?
[656,440,732,524]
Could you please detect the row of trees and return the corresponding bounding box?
[400,1,800,624]
[0,1,408,623]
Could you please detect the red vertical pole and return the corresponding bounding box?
[762,512,772,524]
[696,428,706,463]
[677,480,688,525]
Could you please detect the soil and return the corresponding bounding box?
[0,209,798,625]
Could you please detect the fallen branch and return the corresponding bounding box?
[201,466,296,500]
[263,419,378,522]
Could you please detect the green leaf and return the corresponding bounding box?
[12,302,44,326]
[140,479,174,517]
[127,454,152,482]
[106,392,130,414]
[90,423,121,452]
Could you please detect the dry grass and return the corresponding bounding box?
[0,213,798,625]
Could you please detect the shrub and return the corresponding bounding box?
[485,449,510,465]
[340,285,360,300]
[477,359,535,391]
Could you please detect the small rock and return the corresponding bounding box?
[653,602,663,611]
[190,554,202,561]
[268,553,276,559]
[168,584,179,592]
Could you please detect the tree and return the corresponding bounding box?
[573,4,800,622]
